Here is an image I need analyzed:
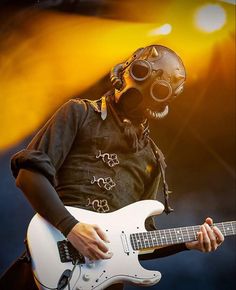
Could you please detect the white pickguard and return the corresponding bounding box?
[27,200,165,290]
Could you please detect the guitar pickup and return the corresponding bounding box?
[57,240,85,264]
[120,233,130,254]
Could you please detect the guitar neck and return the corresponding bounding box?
[130,221,236,251]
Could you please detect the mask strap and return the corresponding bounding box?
[148,137,174,214]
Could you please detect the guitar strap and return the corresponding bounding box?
[148,137,174,214]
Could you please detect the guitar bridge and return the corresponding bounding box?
[57,240,85,264]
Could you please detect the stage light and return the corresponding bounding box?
[194,4,226,33]
[148,24,172,36]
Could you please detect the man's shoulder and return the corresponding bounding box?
[68,97,102,113]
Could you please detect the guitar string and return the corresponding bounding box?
[130,221,236,250]
[132,221,236,240]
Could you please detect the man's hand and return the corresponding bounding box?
[186,217,224,252]
[67,222,113,261]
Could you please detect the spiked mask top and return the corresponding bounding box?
[110,45,186,120]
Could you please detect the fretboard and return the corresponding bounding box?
[130,221,236,251]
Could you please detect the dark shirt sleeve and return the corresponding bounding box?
[17,169,78,237]
[11,99,87,186]
[11,99,88,236]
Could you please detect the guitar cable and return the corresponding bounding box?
[32,259,80,290]
[66,259,80,290]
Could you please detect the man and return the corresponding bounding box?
[1,45,224,290]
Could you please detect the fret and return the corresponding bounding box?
[158,229,168,246]
[232,221,236,234]
[169,229,174,244]
[188,226,195,241]
[151,231,157,247]
[146,232,151,247]
[130,235,135,248]
[130,221,236,251]
[136,232,142,249]
[229,222,234,234]
[175,227,183,243]
[226,222,231,234]
[216,221,236,236]
[150,231,158,246]
[139,232,145,248]
[161,232,167,245]
[186,226,194,241]
[168,229,177,245]
[181,229,185,241]
[143,232,149,248]
[224,222,232,234]
[140,232,145,248]
[181,227,189,242]
[130,233,135,250]
[159,230,167,247]
[222,223,227,236]
[185,226,191,241]
[146,231,150,247]
[134,233,139,249]
[138,233,144,248]
[191,226,198,240]
[230,221,235,234]
[147,231,154,248]
[180,227,185,241]
[221,223,227,235]
[154,230,162,247]
[163,229,169,244]
[173,228,179,243]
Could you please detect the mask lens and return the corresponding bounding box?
[151,80,172,102]
[130,60,151,81]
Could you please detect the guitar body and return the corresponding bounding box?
[27,200,165,290]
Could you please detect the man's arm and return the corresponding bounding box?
[17,169,112,260]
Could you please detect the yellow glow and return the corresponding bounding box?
[0,11,159,151]
[194,4,226,32]
[0,1,235,151]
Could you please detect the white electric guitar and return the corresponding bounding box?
[27,200,236,290]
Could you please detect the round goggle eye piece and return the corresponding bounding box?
[151,80,172,102]
[130,60,151,81]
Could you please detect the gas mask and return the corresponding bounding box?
[110,45,186,120]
